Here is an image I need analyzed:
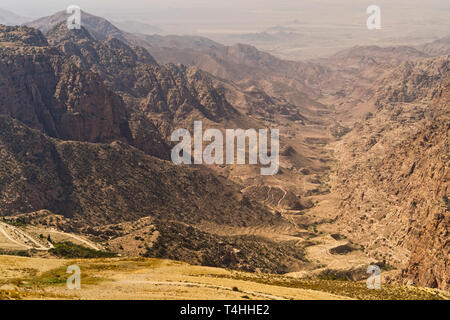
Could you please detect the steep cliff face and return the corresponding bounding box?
[27,11,326,114]
[46,23,237,118]
[373,56,448,104]
[139,63,238,123]
[46,23,243,138]
[0,25,131,143]
[333,56,449,290]
[45,23,172,158]
[400,114,449,290]
[401,78,449,290]
[46,22,158,96]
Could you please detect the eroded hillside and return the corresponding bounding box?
[332,56,449,290]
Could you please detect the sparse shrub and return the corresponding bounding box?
[0,249,30,257]
[443,196,450,211]
[49,242,117,258]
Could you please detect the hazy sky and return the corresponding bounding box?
[2,0,449,35]
[3,1,449,21]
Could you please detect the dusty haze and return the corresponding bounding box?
[1,0,449,59]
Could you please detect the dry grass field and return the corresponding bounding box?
[1,256,448,300]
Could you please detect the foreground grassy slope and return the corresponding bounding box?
[0,256,448,300]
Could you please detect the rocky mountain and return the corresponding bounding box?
[418,36,450,56]
[0,21,310,274]
[306,42,447,126]
[0,25,131,143]
[401,111,449,290]
[0,114,281,227]
[0,8,30,26]
[332,56,449,290]
[2,10,447,291]
[140,41,327,109]
[26,13,333,187]
[44,22,247,142]
[2,22,248,160]
[325,45,429,67]
[26,11,326,115]
[25,11,450,115]
[316,45,428,94]
[0,24,278,226]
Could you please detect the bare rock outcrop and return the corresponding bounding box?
[0,24,131,143]
[333,56,449,290]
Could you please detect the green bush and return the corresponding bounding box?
[0,249,30,257]
[49,242,117,259]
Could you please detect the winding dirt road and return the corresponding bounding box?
[0,222,100,251]
[0,222,51,251]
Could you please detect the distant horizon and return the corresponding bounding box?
[2,1,449,32]
[1,1,449,60]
